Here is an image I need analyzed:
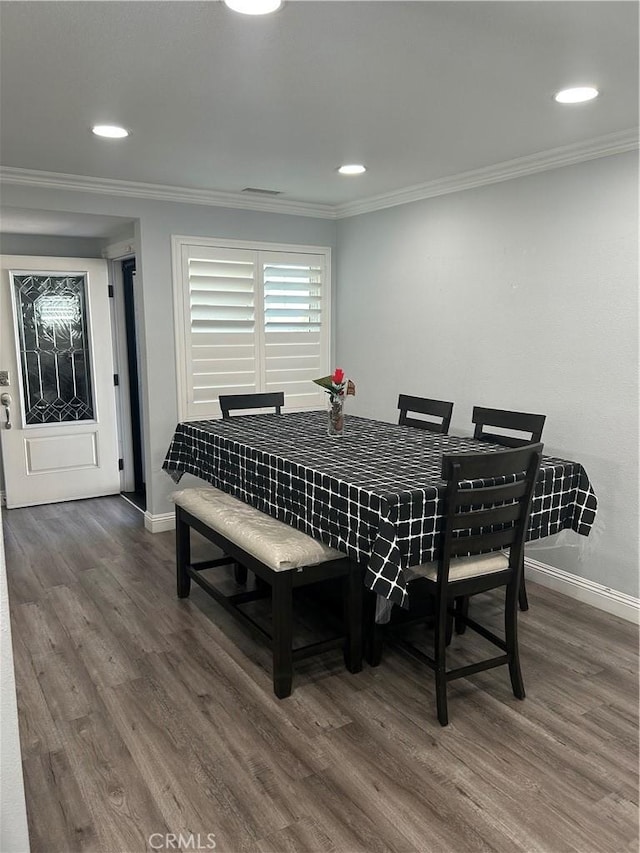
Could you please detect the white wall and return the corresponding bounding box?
[336,150,639,598]
[0,184,337,518]
[0,510,30,853]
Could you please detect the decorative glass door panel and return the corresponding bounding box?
[11,273,95,424]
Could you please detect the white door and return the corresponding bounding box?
[0,255,120,508]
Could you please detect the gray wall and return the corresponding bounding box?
[0,184,337,517]
[336,151,639,597]
[2,152,637,598]
[0,233,105,258]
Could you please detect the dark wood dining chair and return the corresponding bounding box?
[372,443,543,726]
[398,394,454,435]
[219,391,285,583]
[472,406,546,447]
[219,391,284,419]
[471,406,546,611]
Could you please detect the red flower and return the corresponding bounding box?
[312,369,355,399]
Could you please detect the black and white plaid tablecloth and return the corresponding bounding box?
[163,411,598,607]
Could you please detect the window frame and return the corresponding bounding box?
[171,235,332,422]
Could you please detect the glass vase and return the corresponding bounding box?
[327,395,345,437]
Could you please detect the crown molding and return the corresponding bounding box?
[1,128,637,222]
[0,167,337,220]
[333,128,639,219]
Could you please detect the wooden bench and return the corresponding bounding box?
[172,487,363,698]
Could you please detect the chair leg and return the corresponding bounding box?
[344,563,363,674]
[176,510,191,599]
[364,590,383,667]
[505,583,525,700]
[445,609,454,646]
[369,625,385,667]
[454,596,468,634]
[434,602,449,726]
[518,579,529,611]
[272,573,294,699]
[518,557,529,612]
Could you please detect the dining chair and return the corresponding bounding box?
[472,406,546,447]
[219,391,285,419]
[397,394,454,435]
[372,442,543,726]
[471,406,546,612]
[219,391,285,583]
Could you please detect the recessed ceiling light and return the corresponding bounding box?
[223,0,282,14]
[554,86,599,104]
[91,124,130,139]
[338,164,367,176]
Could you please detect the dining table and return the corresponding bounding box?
[162,411,598,611]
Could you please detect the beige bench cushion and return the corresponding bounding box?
[172,487,345,572]
[405,551,510,583]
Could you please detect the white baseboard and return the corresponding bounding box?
[144,511,175,533]
[525,556,639,625]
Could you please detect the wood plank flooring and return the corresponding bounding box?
[4,496,638,853]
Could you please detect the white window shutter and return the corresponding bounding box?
[183,246,258,419]
[174,239,330,420]
[261,251,327,411]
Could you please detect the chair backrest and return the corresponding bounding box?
[439,443,543,582]
[398,394,454,435]
[219,392,284,420]
[472,406,546,447]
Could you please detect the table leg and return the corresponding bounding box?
[344,563,363,673]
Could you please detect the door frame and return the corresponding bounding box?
[106,248,139,496]
[0,254,120,508]
[121,258,144,496]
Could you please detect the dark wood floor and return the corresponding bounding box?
[4,496,638,853]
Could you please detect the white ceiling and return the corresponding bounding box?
[0,0,638,218]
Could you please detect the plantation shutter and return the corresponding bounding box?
[176,241,329,420]
[261,251,326,411]
[181,245,259,419]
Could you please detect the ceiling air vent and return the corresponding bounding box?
[241,187,282,196]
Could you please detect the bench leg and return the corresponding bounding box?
[176,509,191,599]
[344,563,363,673]
[234,564,248,585]
[272,573,293,699]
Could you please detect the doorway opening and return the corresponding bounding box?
[119,257,146,511]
